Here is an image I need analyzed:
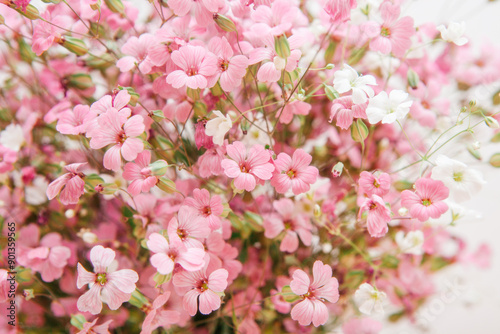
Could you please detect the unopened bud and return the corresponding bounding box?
[469,100,476,108]
[81,230,97,244]
[472,141,480,150]
[86,53,114,70]
[275,35,291,59]
[70,314,86,331]
[148,160,169,176]
[0,15,5,25]
[213,13,237,32]
[118,86,139,106]
[157,177,177,194]
[324,85,339,101]
[331,162,344,177]
[18,37,35,63]
[485,116,499,129]
[104,0,124,13]
[325,63,335,70]
[407,68,420,89]
[61,37,88,56]
[240,119,250,135]
[16,4,39,20]
[314,204,322,217]
[67,73,93,90]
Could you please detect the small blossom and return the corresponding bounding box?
[0,124,25,152]
[172,266,229,316]
[205,110,232,146]
[395,230,424,255]
[0,145,17,173]
[77,245,139,315]
[147,233,205,275]
[290,261,339,327]
[140,292,180,334]
[358,171,391,197]
[271,149,319,195]
[329,97,368,130]
[431,155,485,202]
[366,90,413,124]
[77,318,113,334]
[324,0,357,24]
[166,45,218,89]
[333,64,377,104]
[46,163,86,205]
[437,22,468,46]
[123,151,160,196]
[221,141,275,192]
[401,178,449,222]
[354,283,387,315]
[89,110,145,171]
[117,33,156,73]
[184,188,224,230]
[56,104,96,135]
[359,195,391,238]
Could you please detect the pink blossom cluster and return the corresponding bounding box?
[0,0,498,332]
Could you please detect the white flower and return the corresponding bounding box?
[25,176,49,206]
[366,90,413,124]
[395,230,424,255]
[431,155,486,202]
[205,110,232,146]
[0,124,25,151]
[354,283,388,315]
[333,64,377,104]
[437,22,468,46]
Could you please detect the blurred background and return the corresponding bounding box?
[382,1,500,333]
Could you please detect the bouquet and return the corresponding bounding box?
[0,0,497,332]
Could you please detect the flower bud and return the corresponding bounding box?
[213,13,237,32]
[65,209,76,219]
[128,290,149,308]
[148,160,169,176]
[275,35,291,59]
[325,63,335,70]
[23,289,35,301]
[66,73,94,90]
[485,116,499,129]
[0,15,5,25]
[331,162,344,177]
[157,176,177,194]
[240,119,250,135]
[61,37,88,56]
[70,314,87,330]
[407,68,420,89]
[324,85,339,101]
[398,207,408,216]
[16,4,39,20]
[85,53,114,70]
[104,0,124,13]
[118,87,139,106]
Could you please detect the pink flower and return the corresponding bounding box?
[46,162,86,205]
[249,34,302,83]
[166,45,218,89]
[290,261,339,327]
[89,109,145,171]
[32,13,72,56]
[197,145,226,178]
[194,120,214,150]
[0,145,17,173]
[358,171,391,197]
[221,141,275,192]
[17,225,71,282]
[359,195,391,238]
[56,104,96,135]
[368,2,414,58]
[324,0,357,24]
[184,188,224,230]
[117,33,156,73]
[90,90,132,116]
[123,151,161,196]
[77,318,113,334]
[271,149,318,195]
[263,198,312,253]
[172,266,229,316]
[329,97,368,130]
[147,232,206,275]
[207,37,249,92]
[401,178,449,222]
[167,206,211,249]
[77,245,139,315]
[280,100,311,124]
[342,317,383,334]
[140,292,180,334]
[167,0,225,26]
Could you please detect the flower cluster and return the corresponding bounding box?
[0,0,497,333]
